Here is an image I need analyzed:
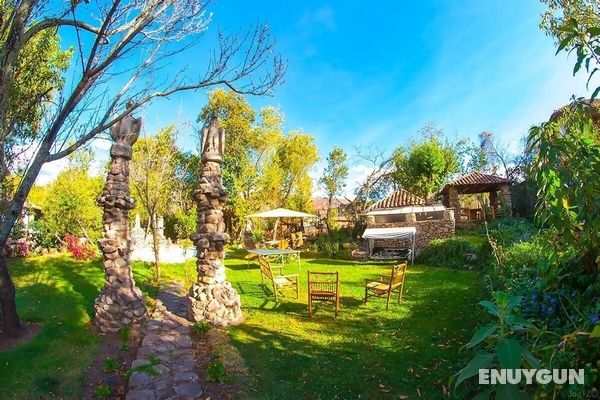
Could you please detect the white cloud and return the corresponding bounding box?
[36,159,69,185]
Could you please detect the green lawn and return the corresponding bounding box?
[0,252,485,399]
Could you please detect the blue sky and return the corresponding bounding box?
[40,0,590,191]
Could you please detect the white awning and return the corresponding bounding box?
[246,208,317,219]
[362,226,416,240]
[366,204,446,216]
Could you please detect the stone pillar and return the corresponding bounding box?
[498,184,513,217]
[447,186,461,211]
[94,104,146,333]
[187,115,242,327]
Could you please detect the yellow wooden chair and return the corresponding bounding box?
[258,256,298,301]
[364,262,408,310]
[308,271,340,318]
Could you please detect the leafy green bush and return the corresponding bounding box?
[314,228,354,258]
[95,384,111,399]
[102,356,120,372]
[416,237,477,269]
[206,360,228,383]
[191,321,210,335]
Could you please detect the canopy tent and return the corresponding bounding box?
[246,208,317,240]
[362,227,416,264]
[247,208,317,219]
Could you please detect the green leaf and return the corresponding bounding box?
[496,384,527,400]
[467,323,498,348]
[587,27,600,36]
[496,338,522,369]
[591,324,600,338]
[522,348,541,369]
[591,86,600,101]
[556,33,575,55]
[454,353,494,389]
[479,301,500,317]
[473,388,494,400]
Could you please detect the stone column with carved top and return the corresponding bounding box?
[94,104,147,333]
[187,114,242,326]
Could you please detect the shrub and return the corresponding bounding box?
[417,237,477,269]
[314,228,354,258]
[63,235,96,260]
[206,360,228,383]
[102,356,120,372]
[191,321,210,334]
[95,384,111,399]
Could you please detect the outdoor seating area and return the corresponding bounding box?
[253,253,409,317]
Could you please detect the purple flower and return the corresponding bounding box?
[590,314,600,325]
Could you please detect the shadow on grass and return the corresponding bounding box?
[229,269,484,400]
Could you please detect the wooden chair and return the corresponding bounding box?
[308,271,340,318]
[258,256,298,301]
[364,262,408,310]
[278,239,289,250]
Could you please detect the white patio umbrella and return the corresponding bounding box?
[246,208,317,240]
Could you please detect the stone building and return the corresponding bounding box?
[364,188,455,256]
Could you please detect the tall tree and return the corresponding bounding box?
[274,131,319,208]
[0,1,284,337]
[319,146,348,231]
[29,151,104,245]
[131,126,179,280]
[389,133,459,199]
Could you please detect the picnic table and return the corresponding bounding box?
[247,248,301,269]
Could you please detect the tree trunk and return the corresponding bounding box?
[150,213,160,282]
[0,250,22,337]
[325,195,333,233]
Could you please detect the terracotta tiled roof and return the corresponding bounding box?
[439,172,510,195]
[446,172,509,187]
[369,189,425,210]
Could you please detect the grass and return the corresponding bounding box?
[0,251,485,399]
[224,252,485,399]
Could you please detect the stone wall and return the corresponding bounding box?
[370,209,455,254]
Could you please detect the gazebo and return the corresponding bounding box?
[246,207,317,241]
[439,172,512,221]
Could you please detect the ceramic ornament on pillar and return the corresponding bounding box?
[187,114,242,326]
[94,102,147,333]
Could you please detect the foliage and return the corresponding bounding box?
[94,384,111,400]
[102,357,120,372]
[417,237,477,269]
[173,208,196,243]
[540,0,600,98]
[29,161,103,246]
[206,360,228,383]
[454,292,538,398]
[389,126,459,198]
[200,90,319,238]
[63,235,96,260]
[319,146,349,230]
[191,321,211,335]
[313,228,355,258]
[528,101,600,271]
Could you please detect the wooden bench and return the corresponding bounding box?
[258,256,299,301]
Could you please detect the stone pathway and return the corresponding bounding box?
[126,282,203,400]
